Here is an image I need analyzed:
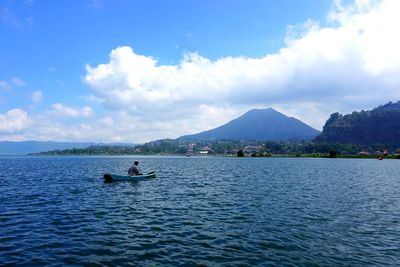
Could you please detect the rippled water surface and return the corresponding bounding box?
[1,156,400,266]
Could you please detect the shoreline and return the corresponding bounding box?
[17,153,400,159]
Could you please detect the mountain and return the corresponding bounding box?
[315,101,400,147]
[0,141,97,155]
[179,108,320,141]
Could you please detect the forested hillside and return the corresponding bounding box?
[315,101,400,148]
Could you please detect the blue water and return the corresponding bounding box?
[1,156,399,266]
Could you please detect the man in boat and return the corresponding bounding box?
[128,160,143,175]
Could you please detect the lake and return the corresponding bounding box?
[1,156,399,266]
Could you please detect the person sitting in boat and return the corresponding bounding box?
[128,160,142,176]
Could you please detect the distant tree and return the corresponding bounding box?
[329,150,337,158]
[178,146,188,155]
[237,150,244,157]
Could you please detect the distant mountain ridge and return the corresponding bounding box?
[179,108,320,141]
[0,141,96,155]
[0,141,137,155]
[315,101,400,147]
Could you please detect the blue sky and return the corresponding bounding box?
[1,0,331,109]
[1,0,400,142]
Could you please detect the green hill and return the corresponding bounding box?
[315,101,400,148]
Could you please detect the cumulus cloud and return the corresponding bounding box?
[0,109,31,132]
[51,103,94,118]
[0,110,100,142]
[84,0,400,138]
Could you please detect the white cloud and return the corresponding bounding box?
[31,90,43,105]
[0,109,31,132]
[1,6,20,27]
[0,4,33,29]
[0,80,11,91]
[100,116,114,127]
[51,103,94,118]
[84,0,400,139]
[12,77,26,86]
[85,94,103,103]
[185,31,193,38]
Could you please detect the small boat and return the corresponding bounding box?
[103,171,156,182]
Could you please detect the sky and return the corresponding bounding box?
[1,0,400,143]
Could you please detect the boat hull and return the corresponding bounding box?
[103,172,156,182]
